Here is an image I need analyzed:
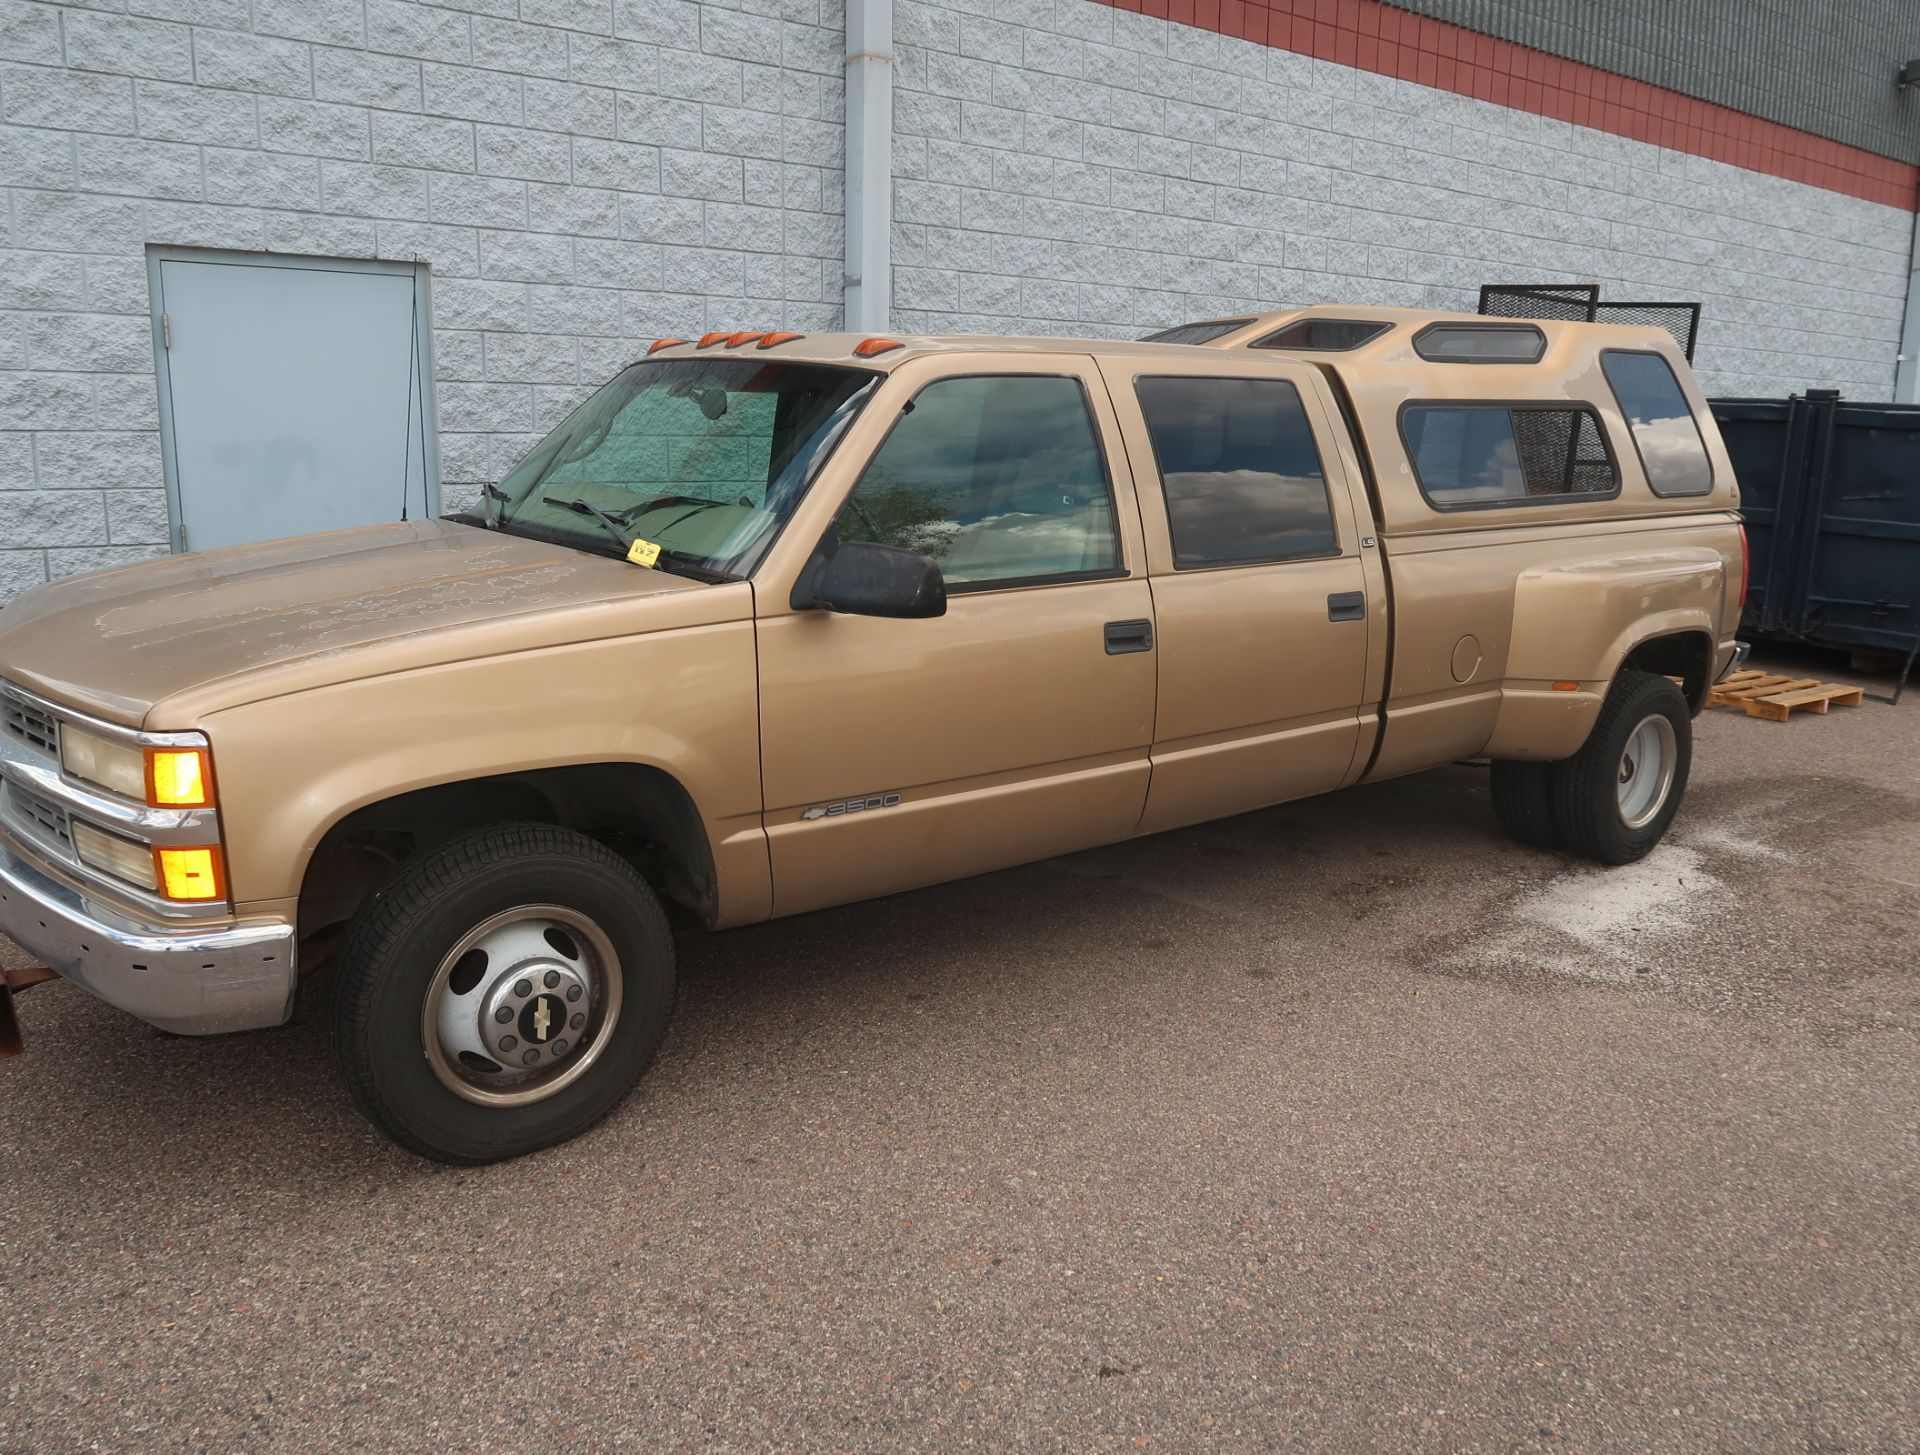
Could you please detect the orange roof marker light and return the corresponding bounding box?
[696,331,732,348]
[647,337,686,354]
[756,331,804,348]
[853,337,904,357]
[726,331,767,347]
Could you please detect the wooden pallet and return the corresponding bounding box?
[1706,670,1865,721]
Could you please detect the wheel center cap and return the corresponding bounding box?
[477,960,590,1071]
[521,992,566,1046]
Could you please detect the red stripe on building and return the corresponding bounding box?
[1095,0,1920,210]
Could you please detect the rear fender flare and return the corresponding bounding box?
[1485,551,1724,761]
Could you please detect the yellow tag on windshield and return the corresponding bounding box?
[626,538,662,567]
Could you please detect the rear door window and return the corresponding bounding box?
[837,374,1121,589]
[1600,350,1714,496]
[1401,404,1618,508]
[1133,375,1339,568]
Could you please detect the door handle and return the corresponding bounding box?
[1327,591,1365,622]
[1104,618,1154,654]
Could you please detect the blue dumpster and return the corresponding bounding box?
[1710,391,1920,695]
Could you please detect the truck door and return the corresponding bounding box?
[1095,356,1385,834]
[754,356,1157,916]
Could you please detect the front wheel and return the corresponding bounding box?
[332,824,676,1163]
[1551,670,1692,865]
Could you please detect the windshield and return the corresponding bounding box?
[487,357,877,577]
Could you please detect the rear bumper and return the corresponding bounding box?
[0,839,295,1035]
[1715,640,1751,682]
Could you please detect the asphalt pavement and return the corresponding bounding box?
[3,648,1916,1453]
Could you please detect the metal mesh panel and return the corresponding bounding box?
[1592,301,1702,361]
[1477,283,1598,323]
[1511,409,1615,497]
[1479,282,1702,360]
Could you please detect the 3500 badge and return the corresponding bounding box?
[800,792,903,822]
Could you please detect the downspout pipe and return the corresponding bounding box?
[843,0,893,333]
[1898,205,1920,404]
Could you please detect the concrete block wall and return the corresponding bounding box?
[0,0,846,602]
[2,0,1917,607]
[887,0,1914,401]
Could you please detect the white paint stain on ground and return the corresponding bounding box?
[1447,810,1792,986]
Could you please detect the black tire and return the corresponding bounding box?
[1551,670,1691,865]
[332,823,675,1164]
[1489,759,1562,849]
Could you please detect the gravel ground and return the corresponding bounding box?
[2,648,1916,1454]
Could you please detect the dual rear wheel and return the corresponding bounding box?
[1491,669,1692,864]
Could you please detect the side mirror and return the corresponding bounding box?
[794,540,946,618]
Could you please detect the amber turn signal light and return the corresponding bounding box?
[1551,680,1580,692]
[647,337,685,354]
[696,331,731,348]
[153,845,227,903]
[726,331,766,347]
[757,331,804,348]
[853,337,904,357]
[147,746,214,808]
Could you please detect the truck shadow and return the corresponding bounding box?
[3,765,1499,1205]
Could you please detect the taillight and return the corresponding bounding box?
[1736,522,1750,609]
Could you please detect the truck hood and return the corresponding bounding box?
[0,520,701,726]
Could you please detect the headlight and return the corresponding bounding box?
[71,821,161,892]
[60,726,147,800]
[61,728,215,808]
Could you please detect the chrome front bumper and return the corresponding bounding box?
[0,839,296,1035]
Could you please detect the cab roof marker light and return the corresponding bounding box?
[696,331,732,348]
[727,331,767,347]
[853,337,904,357]
[647,337,686,354]
[757,331,804,348]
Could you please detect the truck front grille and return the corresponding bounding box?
[2,696,59,758]
[4,781,74,853]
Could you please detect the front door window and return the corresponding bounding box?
[835,374,1121,588]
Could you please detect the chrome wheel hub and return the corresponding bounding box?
[423,906,623,1107]
[476,959,590,1070]
[1616,714,1677,830]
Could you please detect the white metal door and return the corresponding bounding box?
[151,252,435,552]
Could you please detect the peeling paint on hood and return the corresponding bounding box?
[0,520,698,726]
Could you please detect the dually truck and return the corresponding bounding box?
[0,306,1746,1162]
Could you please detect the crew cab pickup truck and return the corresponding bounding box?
[0,306,1746,1162]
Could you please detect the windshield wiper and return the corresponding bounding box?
[550,498,737,582]
[482,483,510,529]
[556,496,633,550]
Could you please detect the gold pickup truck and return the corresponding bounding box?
[0,306,1745,1162]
